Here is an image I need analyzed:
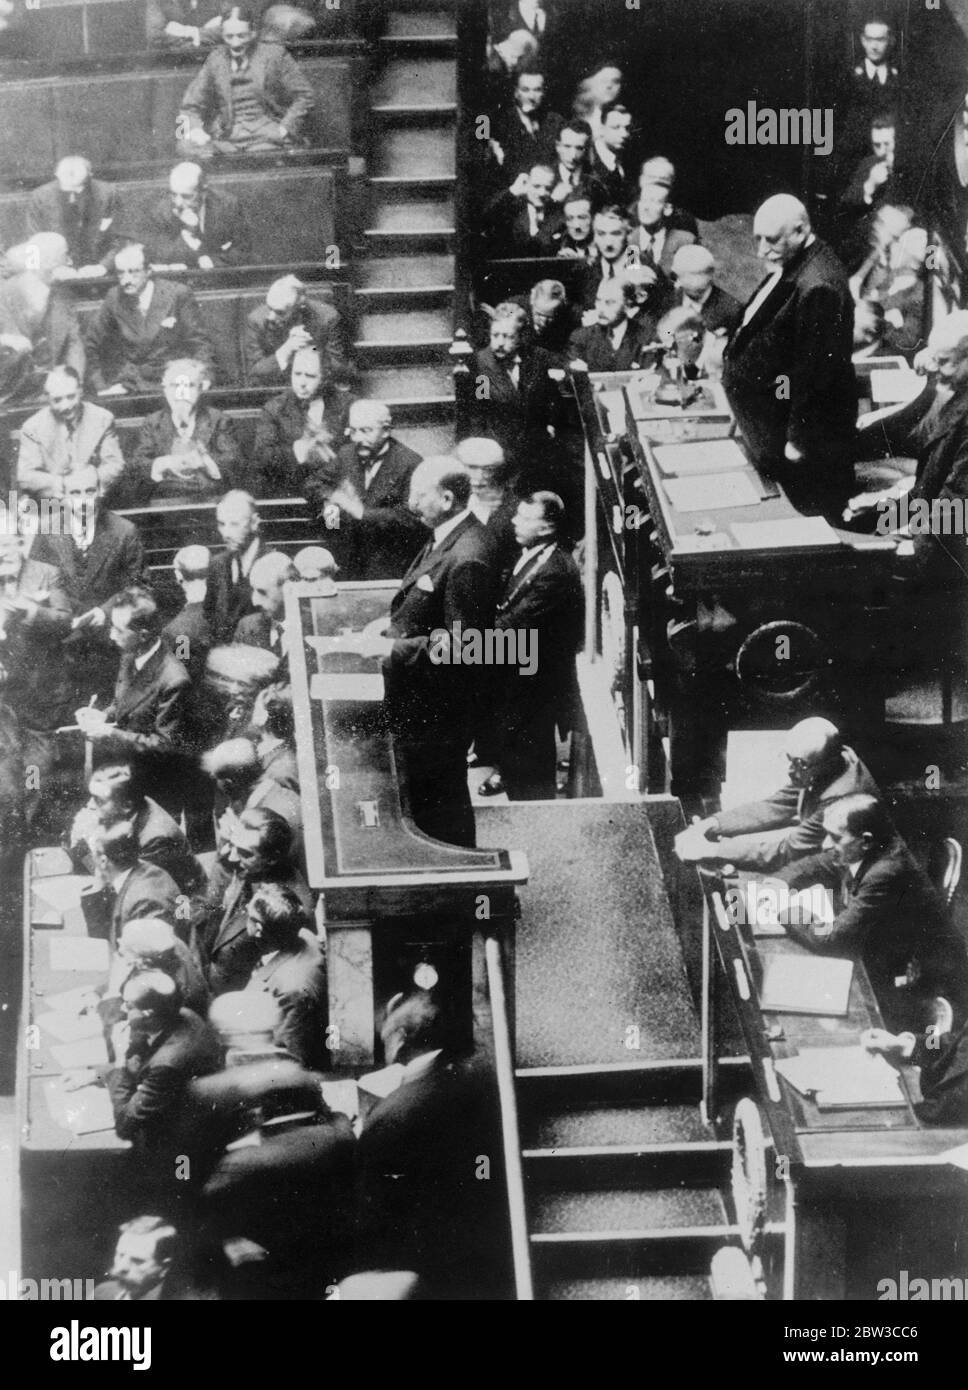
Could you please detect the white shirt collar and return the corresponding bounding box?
[846,858,864,880]
[238,536,260,577]
[864,58,887,82]
[512,540,553,574]
[134,639,162,672]
[433,508,472,547]
[137,282,154,317]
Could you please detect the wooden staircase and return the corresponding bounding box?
[354,0,458,458]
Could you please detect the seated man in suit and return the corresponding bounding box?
[638,157,701,238]
[588,100,635,207]
[478,491,583,801]
[546,120,597,207]
[75,586,192,816]
[509,279,578,363]
[252,346,349,496]
[16,366,126,502]
[234,551,297,660]
[145,162,250,269]
[203,736,302,847]
[243,275,347,387]
[354,991,508,1300]
[676,717,878,873]
[864,1011,968,1126]
[102,972,221,1150]
[487,64,563,182]
[86,243,215,397]
[670,244,742,341]
[31,464,146,704]
[197,806,312,995]
[129,357,242,504]
[104,916,209,1020]
[163,545,213,679]
[485,162,558,259]
[627,182,698,280]
[576,205,633,309]
[203,490,264,643]
[0,234,85,406]
[68,761,204,896]
[547,192,594,259]
[26,156,120,280]
[177,2,314,157]
[467,302,560,488]
[356,458,498,847]
[302,397,425,581]
[243,882,327,1070]
[773,794,968,1033]
[80,822,182,949]
[566,277,654,372]
[836,115,901,267]
[93,1217,180,1302]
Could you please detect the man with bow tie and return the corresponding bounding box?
[302,397,424,580]
[721,194,857,518]
[477,492,582,801]
[356,458,497,848]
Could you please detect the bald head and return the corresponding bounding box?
[169,162,205,216]
[784,717,843,786]
[347,398,392,457]
[266,274,303,317]
[753,195,811,267]
[119,917,178,963]
[216,490,259,553]
[408,456,473,528]
[173,544,210,584]
[54,156,92,196]
[202,737,261,793]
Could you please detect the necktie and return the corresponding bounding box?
[231,557,240,587]
[507,358,521,388]
[232,57,247,75]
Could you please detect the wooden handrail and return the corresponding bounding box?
[484,932,534,1301]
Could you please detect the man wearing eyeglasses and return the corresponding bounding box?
[675,716,878,872]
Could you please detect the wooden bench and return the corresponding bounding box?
[0,53,362,184]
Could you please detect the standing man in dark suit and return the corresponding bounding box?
[32,464,146,703]
[243,882,327,1070]
[721,194,857,518]
[357,458,496,848]
[26,157,120,279]
[302,398,425,580]
[76,586,192,815]
[467,303,560,488]
[86,242,215,396]
[203,490,264,644]
[145,161,250,269]
[478,492,582,801]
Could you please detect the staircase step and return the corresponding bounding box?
[370,56,456,106]
[369,175,455,191]
[516,1057,752,1110]
[378,34,456,54]
[523,1103,713,1150]
[356,253,454,288]
[540,1274,713,1302]
[531,1186,728,1236]
[530,1225,738,1278]
[372,127,455,178]
[360,362,454,403]
[371,104,457,124]
[525,1141,731,1191]
[357,309,452,344]
[386,7,456,38]
[368,192,454,232]
[357,287,453,313]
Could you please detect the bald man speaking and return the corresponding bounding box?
[722,194,857,517]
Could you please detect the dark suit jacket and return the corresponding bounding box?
[356,1052,507,1299]
[81,857,182,948]
[914,1020,968,1126]
[86,277,215,393]
[485,191,559,259]
[104,643,191,757]
[70,795,203,896]
[489,105,564,180]
[243,298,346,385]
[129,404,243,503]
[106,1006,221,1148]
[587,147,634,206]
[32,508,145,615]
[201,865,314,996]
[248,930,327,1069]
[384,512,496,745]
[779,836,968,1030]
[0,557,72,729]
[678,283,743,339]
[203,540,265,645]
[179,42,314,143]
[711,747,878,871]
[162,601,213,680]
[840,154,899,212]
[252,388,350,497]
[27,179,121,269]
[628,223,697,277]
[303,438,425,580]
[466,345,559,469]
[145,187,250,268]
[494,542,583,734]
[722,237,857,474]
[566,317,654,372]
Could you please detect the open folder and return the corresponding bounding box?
[759,953,854,1016]
[774,1047,906,1109]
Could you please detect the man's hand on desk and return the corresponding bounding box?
[861,1028,916,1062]
[674,818,726,863]
[63,1068,99,1092]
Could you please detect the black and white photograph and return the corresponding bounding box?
[0,0,967,1327]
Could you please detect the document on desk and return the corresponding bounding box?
[730,517,841,550]
[50,1036,109,1069]
[775,1047,906,1109]
[36,1009,103,1044]
[44,1078,115,1135]
[48,936,110,974]
[664,471,762,512]
[759,954,854,1015]
[653,439,749,477]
